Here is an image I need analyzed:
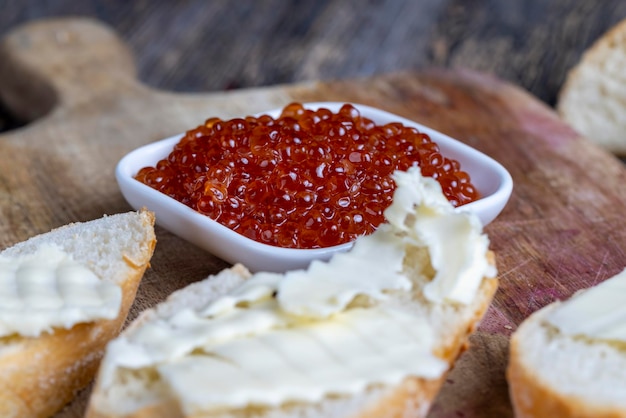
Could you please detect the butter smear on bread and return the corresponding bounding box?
[99,167,495,415]
[0,244,122,338]
[546,268,626,342]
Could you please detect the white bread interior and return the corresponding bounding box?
[508,302,626,418]
[557,18,626,155]
[86,247,497,418]
[0,210,156,418]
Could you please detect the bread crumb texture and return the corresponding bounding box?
[0,210,155,285]
[558,18,626,155]
[510,305,626,416]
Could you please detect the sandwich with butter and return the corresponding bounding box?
[508,268,626,418]
[86,167,498,418]
[0,210,156,418]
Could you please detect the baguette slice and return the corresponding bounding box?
[86,262,497,418]
[0,210,156,418]
[557,18,626,155]
[508,280,626,417]
[87,168,497,418]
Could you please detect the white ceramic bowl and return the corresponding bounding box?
[116,102,512,272]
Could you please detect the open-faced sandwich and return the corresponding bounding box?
[508,268,626,418]
[0,210,156,418]
[86,167,498,418]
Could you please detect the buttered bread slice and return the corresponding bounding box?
[86,168,498,418]
[0,210,156,418]
[508,269,626,418]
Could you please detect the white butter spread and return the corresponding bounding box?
[386,169,495,304]
[0,244,122,338]
[546,268,626,342]
[101,167,494,413]
[158,307,444,413]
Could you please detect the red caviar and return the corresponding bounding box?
[135,103,479,249]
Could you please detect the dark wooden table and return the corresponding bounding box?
[1,0,626,131]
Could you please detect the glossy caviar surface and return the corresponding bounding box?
[135,103,479,249]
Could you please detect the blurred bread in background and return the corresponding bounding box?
[558,18,626,156]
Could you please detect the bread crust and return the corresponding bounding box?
[86,255,498,418]
[507,311,626,418]
[0,211,156,418]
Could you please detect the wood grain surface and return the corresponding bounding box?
[2,17,626,418]
[3,0,626,132]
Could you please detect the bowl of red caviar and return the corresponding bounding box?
[116,102,512,272]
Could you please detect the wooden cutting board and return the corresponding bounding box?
[2,18,626,418]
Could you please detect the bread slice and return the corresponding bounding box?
[0,210,156,418]
[507,283,626,417]
[86,258,496,418]
[557,18,626,155]
[86,168,498,418]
